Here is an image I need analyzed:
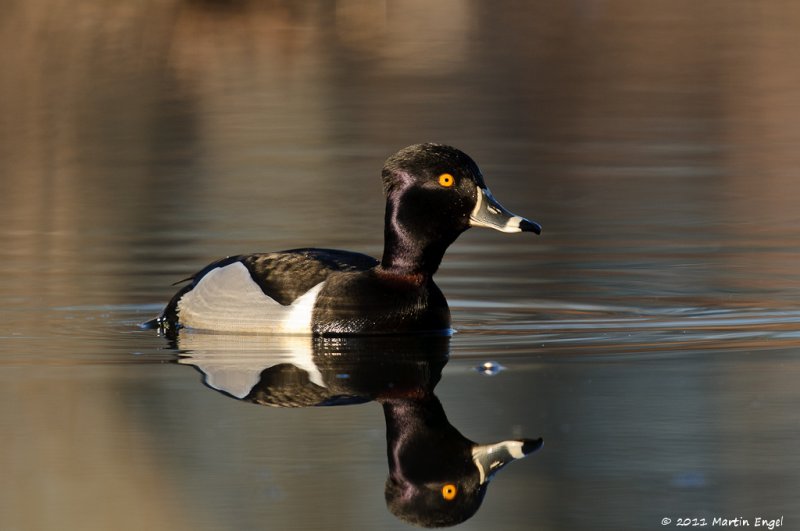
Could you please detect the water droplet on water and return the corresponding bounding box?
[475,361,506,376]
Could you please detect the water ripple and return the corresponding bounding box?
[452,302,800,355]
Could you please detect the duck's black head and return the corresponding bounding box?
[380,143,541,276]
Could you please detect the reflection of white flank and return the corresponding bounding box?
[177,334,323,398]
[177,262,323,334]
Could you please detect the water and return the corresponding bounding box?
[2,1,800,529]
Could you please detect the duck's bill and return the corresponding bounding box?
[472,438,544,485]
[469,187,542,234]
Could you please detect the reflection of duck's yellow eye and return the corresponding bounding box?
[438,173,455,187]
[441,484,458,501]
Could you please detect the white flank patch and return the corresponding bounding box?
[177,262,324,334]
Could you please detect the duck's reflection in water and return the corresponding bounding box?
[175,333,542,527]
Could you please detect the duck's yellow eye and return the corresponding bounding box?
[441,484,458,501]
[438,173,455,187]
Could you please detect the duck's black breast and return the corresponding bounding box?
[311,269,451,336]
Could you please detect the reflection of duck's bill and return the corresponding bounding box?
[472,438,544,484]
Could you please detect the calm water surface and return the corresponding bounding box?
[2,1,800,530]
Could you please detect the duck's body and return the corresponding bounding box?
[156,248,448,335]
[149,143,540,336]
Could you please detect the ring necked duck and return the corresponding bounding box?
[147,143,541,335]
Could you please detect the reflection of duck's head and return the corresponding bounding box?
[381,395,542,528]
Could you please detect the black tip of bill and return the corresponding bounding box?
[521,437,544,455]
[519,218,542,235]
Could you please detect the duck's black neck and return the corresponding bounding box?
[379,198,458,277]
[381,396,470,478]
[380,232,450,277]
